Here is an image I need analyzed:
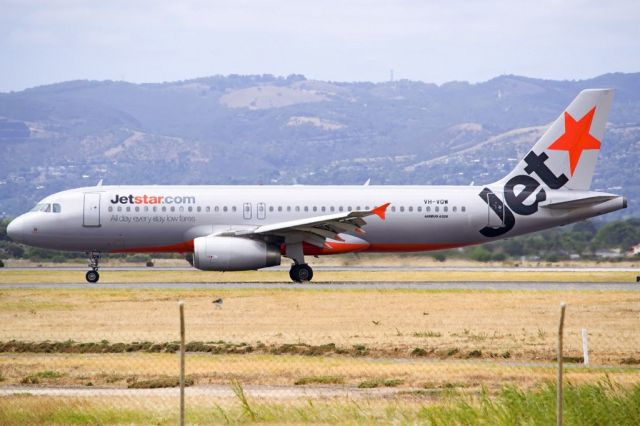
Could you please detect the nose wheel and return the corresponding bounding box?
[86,270,100,283]
[86,251,101,283]
[289,263,313,283]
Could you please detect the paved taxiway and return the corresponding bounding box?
[0,282,638,290]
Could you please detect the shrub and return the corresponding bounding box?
[294,376,344,385]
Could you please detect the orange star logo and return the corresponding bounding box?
[547,107,600,176]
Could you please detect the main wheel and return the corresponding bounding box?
[86,270,100,283]
[289,264,313,283]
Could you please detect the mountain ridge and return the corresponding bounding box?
[0,72,638,217]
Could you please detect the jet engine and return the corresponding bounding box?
[193,236,281,271]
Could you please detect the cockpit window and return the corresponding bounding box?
[30,203,50,212]
[29,203,61,213]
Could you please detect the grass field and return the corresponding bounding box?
[1,272,638,424]
[1,381,639,425]
[0,287,638,363]
[0,268,638,283]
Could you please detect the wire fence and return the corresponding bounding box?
[0,284,639,424]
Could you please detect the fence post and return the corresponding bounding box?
[557,302,566,426]
[179,301,185,426]
[581,328,589,367]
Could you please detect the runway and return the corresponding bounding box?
[1,281,638,291]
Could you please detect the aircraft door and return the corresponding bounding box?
[243,202,252,220]
[83,193,101,227]
[257,202,266,220]
[486,192,505,228]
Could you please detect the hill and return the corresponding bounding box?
[0,72,638,217]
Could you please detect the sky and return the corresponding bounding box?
[1,0,639,92]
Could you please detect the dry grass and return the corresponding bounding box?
[0,352,637,391]
[0,269,637,283]
[0,288,638,364]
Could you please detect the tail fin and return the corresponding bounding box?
[495,89,613,191]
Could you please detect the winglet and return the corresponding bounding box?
[371,202,391,220]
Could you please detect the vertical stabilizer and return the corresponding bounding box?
[495,89,613,191]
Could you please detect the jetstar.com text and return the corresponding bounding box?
[109,194,196,205]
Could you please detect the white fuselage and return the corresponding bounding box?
[7,184,626,255]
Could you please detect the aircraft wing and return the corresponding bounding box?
[232,203,390,248]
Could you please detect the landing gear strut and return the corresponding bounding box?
[285,242,313,283]
[289,263,313,283]
[86,251,101,283]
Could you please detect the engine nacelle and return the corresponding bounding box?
[193,236,281,271]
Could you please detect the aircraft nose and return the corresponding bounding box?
[6,217,26,243]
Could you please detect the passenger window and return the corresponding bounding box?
[206,206,210,213]
[391,206,396,212]
[232,206,237,212]
[188,206,192,212]
[108,206,113,212]
[408,206,413,212]
[400,206,405,212]
[304,206,309,212]
[153,206,158,212]
[453,206,457,212]
[348,206,352,211]
[435,206,439,212]
[135,206,140,212]
[365,206,370,210]
[162,206,167,212]
[223,206,228,212]
[321,206,326,212]
[444,206,448,212]
[461,206,466,212]
[179,206,184,212]
[330,207,335,212]
[426,206,431,212]
[295,206,300,212]
[287,206,291,212]
[126,206,130,212]
[144,206,149,212]
[417,206,422,212]
[117,206,122,212]
[196,206,201,212]
[215,206,220,212]
[278,206,282,212]
[170,206,175,212]
[269,206,274,212]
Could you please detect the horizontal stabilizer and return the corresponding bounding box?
[542,195,618,210]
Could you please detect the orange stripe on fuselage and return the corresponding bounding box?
[112,240,194,253]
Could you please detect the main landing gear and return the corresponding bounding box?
[86,251,101,283]
[285,242,314,283]
[289,263,313,283]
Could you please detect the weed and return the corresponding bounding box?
[127,376,194,389]
[231,380,257,421]
[358,378,404,388]
[412,331,442,338]
[294,376,344,385]
[411,347,428,357]
[467,350,482,358]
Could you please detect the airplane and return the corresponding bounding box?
[6,89,626,283]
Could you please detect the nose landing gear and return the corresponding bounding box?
[86,251,101,283]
